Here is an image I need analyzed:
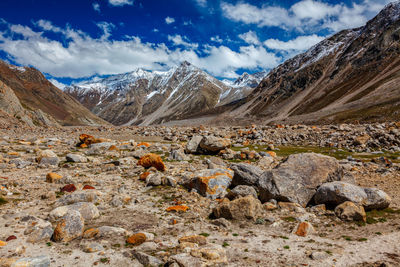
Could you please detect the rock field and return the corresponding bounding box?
[0,123,400,266]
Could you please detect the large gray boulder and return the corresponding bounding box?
[257,153,343,207]
[199,136,231,153]
[230,163,263,187]
[314,181,391,210]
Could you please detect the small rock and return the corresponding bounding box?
[293,222,315,237]
[52,210,84,242]
[66,153,87,163]
[212,195,263,221]
[146,173,163,186]
[132,251,163,266]
[126,233,147,246]
[226,185,257,200]
[335,201,366,222]
[179,235,207,246]
[46,173,62,183]
[49,202,100,222]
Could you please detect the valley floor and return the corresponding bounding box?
[0,124,399,267]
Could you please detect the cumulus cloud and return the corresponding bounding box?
[165,17,175,24]
[93,3,101,13]
[264,34,325,51]
[238,31,260,45]
[168,35,198,49]
[108,0,133,7]
[0,20,280,79]
[221,0,393,32]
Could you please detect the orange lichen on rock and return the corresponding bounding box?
[126,233,146,246]
[83,228,99,239]
[166,205,189,212]
[77,134,103,148]
[276,124,285,129]
[295,222,314,237]
[267,151,276,157]
[46,173,62,183]
[137,142,151,147]
[82,185,95,190]
[139,172,151,181]
[138,153,166,171]
[108,145,119,151]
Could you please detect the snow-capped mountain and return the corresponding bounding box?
[229,1,400,124]
[65,61,261,125]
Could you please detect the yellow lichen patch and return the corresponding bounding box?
[0,241,7,247]
[166,205,189,212]
[7,152,19,156]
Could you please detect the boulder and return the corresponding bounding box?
[185,135,203,154]
[212,195,263,221]
[49,202,100,222]
[230,163,263,187]
[363,188,391,210]
[5,255,51,267]
[257,153,343,207]
[24,218,54,243]
[169,149,188,161]
[199,136,231,153]
[226,185,258,200]
[37,150,59,166]
[335,201,366,222]
[184,168,233,199]
[137,153,166,171]
[56,191,98,206]
[52,210,84,242]
[314,181,391,210]
[145,173,163,186]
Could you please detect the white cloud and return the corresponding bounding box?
[210,35,223,43]
[221,0,393,32]
[108,0,133,7]
[238,31,260,45]
[49,79,67,90]
[165,17,175,24]
[93,3,101,12]
[0,20,280,79]
[152,28,159,32]
[168,35,198,49]
[264,34,325,51]
[195,0,207,7]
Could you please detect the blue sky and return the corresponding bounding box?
[0,0,393,86]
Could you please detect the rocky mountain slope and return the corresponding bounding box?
[0,61,107,126]
[229,1,400,124]
[65,62,264,126]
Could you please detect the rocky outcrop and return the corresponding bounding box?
[0,60,107,126]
